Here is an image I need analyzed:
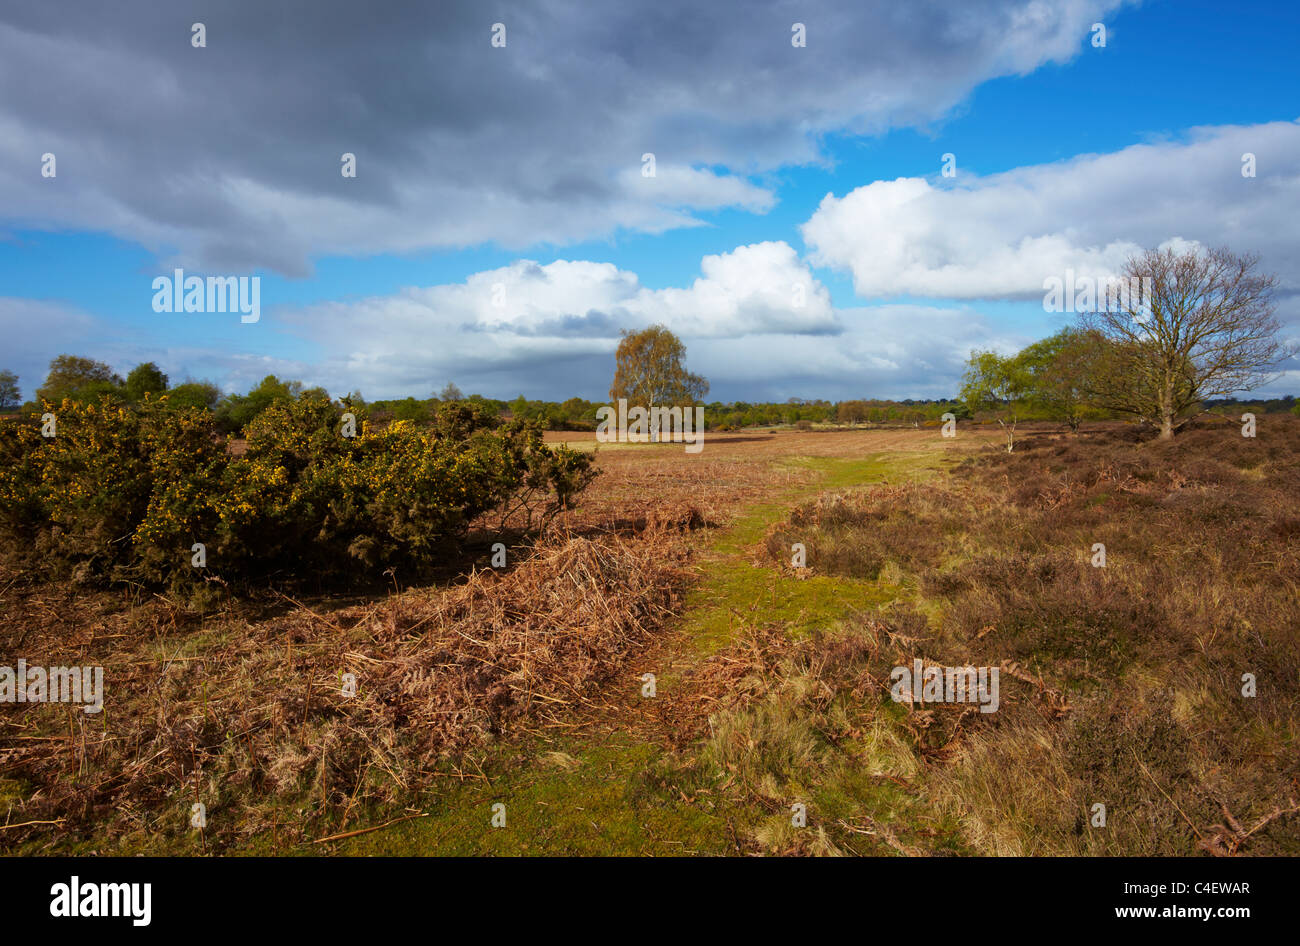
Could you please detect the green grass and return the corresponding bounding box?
[314,448,956,855]
[680,451,948,653]
[335,741,737,856]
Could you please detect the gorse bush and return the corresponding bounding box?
[0,399,180,580]
[0,391,597,589]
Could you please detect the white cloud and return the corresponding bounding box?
[275,289,1002,401]
[802,120,1300,299]
[688,304,1021,400]
[254,241,836,396]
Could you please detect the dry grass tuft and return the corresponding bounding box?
[1,513,695,852]
[728,418,1300,855]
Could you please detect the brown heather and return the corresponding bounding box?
[743,419,1300,854]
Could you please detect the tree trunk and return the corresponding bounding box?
[1158,378,1175,439]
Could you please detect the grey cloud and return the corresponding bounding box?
[482,310,630,338]
[0,0,1127,274]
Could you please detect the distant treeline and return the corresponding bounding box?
[4,354,1297,435]
[1202,396,1299,416]
[371,396,974,430]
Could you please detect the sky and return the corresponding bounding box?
[1,0,1298,403]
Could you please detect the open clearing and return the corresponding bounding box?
[4,423,1297,856]
[339,428,983,855]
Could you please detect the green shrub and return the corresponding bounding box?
[0,392,597,589]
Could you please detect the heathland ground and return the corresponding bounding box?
[3,422,1297,855]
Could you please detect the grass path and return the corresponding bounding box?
[326,448,952,855]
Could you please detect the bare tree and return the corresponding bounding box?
[1082,246,1290,439]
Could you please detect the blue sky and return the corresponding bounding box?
[1,0,1297,402]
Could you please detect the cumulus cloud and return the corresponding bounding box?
[0,0,1126,274]
[687,304,1022,401]
[255,247,1016,401]
[802,119,1300,299]
[271,241,837,395]
[226,297,1003,402]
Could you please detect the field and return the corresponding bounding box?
[3,422,1297,856]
